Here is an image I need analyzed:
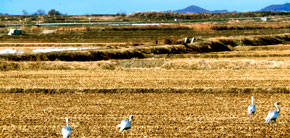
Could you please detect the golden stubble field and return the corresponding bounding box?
[1,43,290,137]
[2,15,290,137]
[0,92,289,137]
[1,69,290,89]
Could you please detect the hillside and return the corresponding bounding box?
[173,5,229,13]
[173,3,290,13]
[260,3,290,11]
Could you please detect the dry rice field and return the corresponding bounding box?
[0,92,289,137]
[1,69,290,89]
[1,44,290,137]
[2,14,290,137]
[0,67,290,137]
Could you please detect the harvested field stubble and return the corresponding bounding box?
[1,15,290,137]
[1,69,290,90]
[0,93,289,137]
[1,34,290,62]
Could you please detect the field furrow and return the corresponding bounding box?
[1,69,290,89]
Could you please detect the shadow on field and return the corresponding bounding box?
[1,87,290,94]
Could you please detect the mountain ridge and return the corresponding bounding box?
[260,3,290,11]
[173,3,290,13]
[173,5,229,13]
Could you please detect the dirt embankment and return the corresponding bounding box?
[1,33,289,61]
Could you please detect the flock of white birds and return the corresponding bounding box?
[61,96,280,138]
[248,96,280,124]
[61,115,133,138]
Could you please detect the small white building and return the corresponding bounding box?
[8,29,22,35]
[261,17,268,21]
[174,18,183,22]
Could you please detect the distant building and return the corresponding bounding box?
[174,18,183,22]
[8,29,22,35]
[261,17,268,21]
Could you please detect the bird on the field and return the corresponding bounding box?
[117,115,133,137]
[248,96,256,116]
[62,118,72,138]
[265,102,280,125]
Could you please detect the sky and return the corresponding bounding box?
[1,0,289,15]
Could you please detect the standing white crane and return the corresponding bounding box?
[190,37,195,44]
[248,96,256,116]
[117,115,133,137]
[62,118,72,138]
[265,102,280,125]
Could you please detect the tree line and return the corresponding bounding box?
[22,9,62,16]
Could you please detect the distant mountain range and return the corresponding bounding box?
[260,3,290,11]
[173,5,230,13]
[173,5,207,13]
[173,3,290,13]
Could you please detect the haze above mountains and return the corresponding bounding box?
[172,3,290,13]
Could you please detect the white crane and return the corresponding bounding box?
[62,118,72,138]
[117,115,133,137]
[190,37,195,44]
[248,96,256,116]
[265,102,280,125]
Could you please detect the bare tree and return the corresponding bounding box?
[22,10,29,15]
[33,9,46,15]
[48,9,61,16]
